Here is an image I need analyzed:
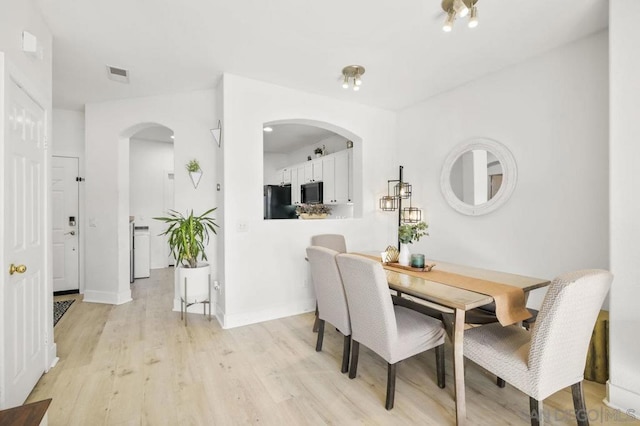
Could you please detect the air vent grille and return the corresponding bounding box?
[106,65,130,84]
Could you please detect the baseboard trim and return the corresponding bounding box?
[53,289,80,296]
[605,380,640,420]
[83,289,132,305]
[221,299,316,329]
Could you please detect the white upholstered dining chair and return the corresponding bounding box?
[336,253,446,410]
[463,269,613,426]
[310,234,347,332]
[310,234,347,253]
[306,246,352,373]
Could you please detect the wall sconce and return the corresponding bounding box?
[210,120,222,147]
[379,166,423,245]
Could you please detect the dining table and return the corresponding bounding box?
[358,254,551,426]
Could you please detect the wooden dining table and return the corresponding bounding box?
[378,258,550,425]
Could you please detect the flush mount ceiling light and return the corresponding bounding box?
[341,65,365,91]
[441,0,479,32]
[263,126,273,132]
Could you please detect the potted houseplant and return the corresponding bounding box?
[154,208,219,307]
[397,221,429,266]
[186,159,203,188]
[296,203,332,219]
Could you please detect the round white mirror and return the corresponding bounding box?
[440,138,517,216]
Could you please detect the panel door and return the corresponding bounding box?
[2,76,47,408]
[52,156,79,292]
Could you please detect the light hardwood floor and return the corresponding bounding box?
[29,268,639,425]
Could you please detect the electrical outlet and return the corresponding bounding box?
[237,222,248,232]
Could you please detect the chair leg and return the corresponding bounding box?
[497,377,506,388]
[348,341,360,379]
[436,344,446,389]
[572,382,589,426]
[341,335,351,374]
[312,303,320,332]
[315,319,325,352]
[529,397,543,426]
[386,362,397,410]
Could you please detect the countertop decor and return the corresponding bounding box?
[296,203,331,219]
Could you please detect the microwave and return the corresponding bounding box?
[301,182,323,204]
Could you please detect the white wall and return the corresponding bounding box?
[287,134,348,164]
[84,90,218,306]
[129,137,173,269]
[397,32,609,310]
[52,108,86,293]
[0,0,52,99]
[220,74,397,328]
[608,0,640,416]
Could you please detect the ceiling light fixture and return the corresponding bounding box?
[441,0,479,32]
[263,126,273,132]
[341,65,365,91]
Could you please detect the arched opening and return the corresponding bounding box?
[262,119,363,220]
[119,122,175,285]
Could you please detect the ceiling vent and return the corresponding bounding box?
[106,65,130,84]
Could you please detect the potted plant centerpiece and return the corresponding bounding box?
[154,208,219,310]
[296,203,332,219]
[398,221,429,266]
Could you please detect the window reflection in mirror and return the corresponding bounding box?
[450,149,503,206]
[263,122,356,220]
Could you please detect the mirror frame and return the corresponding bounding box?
[440,138,517,216]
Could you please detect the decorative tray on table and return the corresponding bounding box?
[383,262,436,272]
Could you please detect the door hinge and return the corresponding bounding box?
[76,177,85,182]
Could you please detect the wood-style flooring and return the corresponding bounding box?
[28,268,639,425]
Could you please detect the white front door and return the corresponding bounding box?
[52,156,79,292]
[2,74,48,408]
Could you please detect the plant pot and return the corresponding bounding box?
[398,243,411,266]
[299,213,328,219]
[176,263,210,303]
[189,170,203,188]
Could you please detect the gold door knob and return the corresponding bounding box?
[9,264,27,275]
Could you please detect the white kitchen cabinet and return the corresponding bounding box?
[291,167,304,204]
[303,159,322,183]
[277,168,291,185]
[322,150,350,204]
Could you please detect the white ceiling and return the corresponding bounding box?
[35,0,608,112]
[264,124,337,153]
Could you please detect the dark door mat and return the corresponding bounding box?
[53,299,75,326]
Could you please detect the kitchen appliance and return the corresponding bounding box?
[134,226,150,279]
[129,220,135,283]
[264,184,297,219]
[301,181,323,204]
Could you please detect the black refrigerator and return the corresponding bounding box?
[264,185,297,219]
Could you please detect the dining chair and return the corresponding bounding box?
[306,246,352,373]
[336,253,446,410]
[458,302,538,389]
[463,269,613,426]
[310,234,347,332]
[310,234,347,253]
